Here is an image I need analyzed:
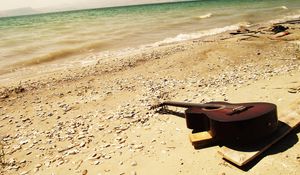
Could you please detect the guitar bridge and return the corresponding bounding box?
[228,105,253,115]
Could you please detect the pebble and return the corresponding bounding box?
[93,160,101,165]
[44,160,51,167]
[35,163,42,168]
[104,155,111,159]
[131,161,137,166]
[82,169,88,175]
[134,144,144,150]
[80,141,86,147]
[20,170,30,175]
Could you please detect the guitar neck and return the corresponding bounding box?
[161,101,223,109]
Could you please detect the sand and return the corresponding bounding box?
[0,21,300,175]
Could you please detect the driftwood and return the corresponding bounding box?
[218,110,300,167]
[276,19,300,25]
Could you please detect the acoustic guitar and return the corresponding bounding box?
[153,101,278,145]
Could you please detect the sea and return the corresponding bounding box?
[0,0,300,81]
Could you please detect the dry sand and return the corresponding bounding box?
[0,22,300,175]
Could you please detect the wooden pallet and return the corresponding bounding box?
[217,111,300,166]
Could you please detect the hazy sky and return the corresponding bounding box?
[0,0,179,11]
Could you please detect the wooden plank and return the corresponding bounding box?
[189,131,214,147]
[217,111,300,166]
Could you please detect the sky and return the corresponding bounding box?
[0,0,180,11]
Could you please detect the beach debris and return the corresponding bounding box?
[274,31,290,38]
[271,25,288,34]
[230,26,250,35]
[288,87,300,94]
[0,88,10,99]
[276,19,300,25]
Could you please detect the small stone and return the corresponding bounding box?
[35,163,42,168]
[67,149,79,155]
[80,142,86,147]
[160,141,166,145]
[8,158,16,165]
[20,170,30,175]
[134,144,144,150]
[104,155,111,159]
[45,160,51,167]
[20,159,26,164]
[57,160,64,166]
[20,140,29,145]
[93,160,101,165]
[82,169,88,175]
[131,161,137,166]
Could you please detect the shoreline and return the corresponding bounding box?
[1,12,300,88]
[0,15,297,90]
[0,20,300,175]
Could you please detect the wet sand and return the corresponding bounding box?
[0,21,300,175]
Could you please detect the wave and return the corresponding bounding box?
[2,40,108,71]
[268,12,300,24]
[153,23,245,46]
[280,6,288,10]
[197,13,213,19]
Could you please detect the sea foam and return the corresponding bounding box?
[198,13,213,19]
[153,24,242,46]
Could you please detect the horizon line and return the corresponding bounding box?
[0,0,196,19]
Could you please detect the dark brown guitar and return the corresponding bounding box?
[154,101,278,145]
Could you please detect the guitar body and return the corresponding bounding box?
[185,102,278,144]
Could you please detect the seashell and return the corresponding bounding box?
[80,141,86,147]
[93,160,101,165]
[20,170,30,175]
[131,161,137,166]
[67,149,79,155]
[103,155,111,159]
[44,160,51,167]
[20,159,26,164]
[36,163,42,168]
[57,160,64,166]
[20,139,29,145]
[134,144,144,150]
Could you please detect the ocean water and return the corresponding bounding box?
[0,0,300,79]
